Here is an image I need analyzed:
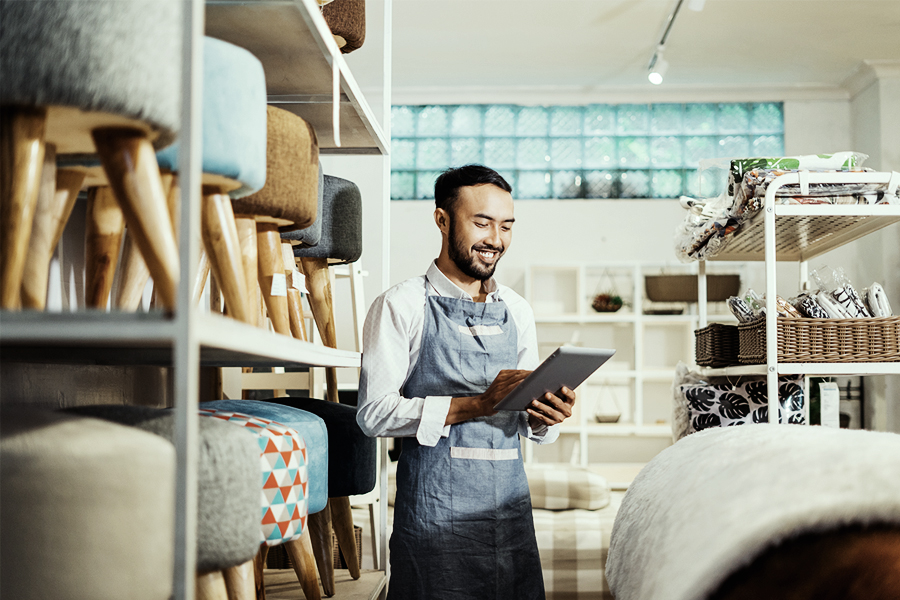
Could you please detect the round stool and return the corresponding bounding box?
[199,406,321,600]
[65,405,262,600]
[231,106,320,336]
[323,0,367,53]
[0,407,175,600]
[1,0,182,309]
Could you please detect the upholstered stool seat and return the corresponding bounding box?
[231,106,320,336]
[200,404,322,600]
[322,0,367,53]
[0,407,175,600]
[1,0,182,309]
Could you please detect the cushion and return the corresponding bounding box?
[0,0,182,151]
[156,37,267,198]
[231,106,319,231]
[1,407,175,600]
[200,400,328,515]
[606,426,900,600]
[199,408,310,547]
[264,397,376,497]
[525,463,611,510]
[322,0,366,53]
[281,162,324,247]
[65,405,261,572]
[293,175,362,264]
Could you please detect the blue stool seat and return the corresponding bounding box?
[200,400,329,515]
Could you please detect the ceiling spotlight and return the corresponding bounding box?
[648,55,668,85]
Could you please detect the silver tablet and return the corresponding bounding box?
[493,346,616,411]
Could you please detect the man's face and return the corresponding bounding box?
[446,184,515,281]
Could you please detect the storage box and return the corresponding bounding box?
[694,323,740,367]
[645,274,740,303]
[738,316,900,364]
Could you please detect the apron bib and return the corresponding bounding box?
[387,283,544,600]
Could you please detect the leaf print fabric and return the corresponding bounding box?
[680,375,805,435]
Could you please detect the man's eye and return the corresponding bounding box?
[501,226,511,232]
[475,222,488,228]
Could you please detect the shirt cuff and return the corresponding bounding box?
[525,421,559,445]
[416,396,452,447]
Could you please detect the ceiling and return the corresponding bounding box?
[389,0,900,98]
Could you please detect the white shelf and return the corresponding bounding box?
[559,423,672,437]
[535,313,735,325]
[206,0,389,154]
[701,363,900,377]
[0,311,360,369]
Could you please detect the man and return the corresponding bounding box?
[357,164,576,599]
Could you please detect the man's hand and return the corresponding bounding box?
[445,369,531,426]
[526,386,576,429]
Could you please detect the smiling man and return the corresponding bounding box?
[357,164,576,599]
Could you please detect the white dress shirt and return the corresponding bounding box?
[357,261,559,447]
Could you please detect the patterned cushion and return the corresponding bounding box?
[199,408,309,546]
[525,463,611,511]
[679,375,805,435]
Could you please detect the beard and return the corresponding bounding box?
[448,216,504,281]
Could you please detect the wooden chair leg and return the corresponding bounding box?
[202,191,250,323]
[308,504,336,597]
[1,106,47,309]
[299,257,339,404]
[197,570,229,600]
[331,496,361,579]
[85,186,125,309]
[92,127,179,310]
[235,216,260,328]
[223,559,256,600]
[193,245,211,306]
[22,151,87,309]
[254,545,269,600]
[284,529,324,600]
[282,242,307,341]
[256,222,290,335]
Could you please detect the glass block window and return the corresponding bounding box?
[391,102,784,200]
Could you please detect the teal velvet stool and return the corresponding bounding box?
[1,0,182,310]
[201,400,331,598]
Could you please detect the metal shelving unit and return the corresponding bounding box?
[0,0,391,598]
[697,171,900,422]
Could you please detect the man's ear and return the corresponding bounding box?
[434,208,450,235]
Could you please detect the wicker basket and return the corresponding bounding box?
[645,274,740,303]
[738,316,900,364]
[266,525,363,570]
[694,324,740,367]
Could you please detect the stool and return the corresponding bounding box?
[231,106,319,336]
[65,405,262,600]
[0,407,175,600]
[1,0,182,309]
[322,0,367,53]
[200,405,322,600]
[266,396,376,587]
[294,175,362,403]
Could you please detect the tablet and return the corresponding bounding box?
[493,346,616,411]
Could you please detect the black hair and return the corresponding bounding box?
[433,164,512,214]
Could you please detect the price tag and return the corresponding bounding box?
[819,381,840,428]
[270,273,287,297]
[292,271,308,294]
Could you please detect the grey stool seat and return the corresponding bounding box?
[0,407,176,600]
[292,174,362,265]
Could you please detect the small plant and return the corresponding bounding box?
[592,293,623,313]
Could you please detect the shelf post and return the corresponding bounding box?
[698,260,707,329]
[764,184,778,424]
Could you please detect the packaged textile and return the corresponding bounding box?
[864,282,893,317]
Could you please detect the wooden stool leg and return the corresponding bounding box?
[21,150,86,309]
[223,559,256,600]
[254,545,269,600]
[1,106,47,309]
[308,504,336,597]
[193,245,211,306]
[85,186,125,309]
[202,192,250,323]
[257,222,290,335]
[299,257,339,404]
[92,127,179,310]
[284,529,323,600]
[197,570,229,600]
[282,242,307,341]
[331,496,361,579]
[235,216,259,328]
[115,174,174,310]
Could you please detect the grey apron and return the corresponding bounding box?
[387,282,545,600]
